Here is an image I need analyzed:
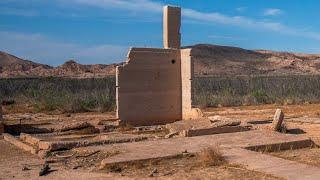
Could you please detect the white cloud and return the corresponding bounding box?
[182,8,320,41]
[263,8,282,16]
[183,9,283,31]
[65,0,320,41]
[3,0,320,41]
[0,31,128,66]
[67,0,162,12]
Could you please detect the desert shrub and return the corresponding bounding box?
[250,90,268,104]
[193,75,320,108]
[3,75,320,112]
[0,77,116,113]
[197,146,225,167]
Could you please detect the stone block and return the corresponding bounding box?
[181,126,250,137]
[3,133,38,154]
[20,133,41,146]
[271,109,284,131]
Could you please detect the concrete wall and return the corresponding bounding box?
[116,48,202,126]
[116,6,202,126]
[181,49,193,119]
[116,48,182,126]
[181,49,203,120]
[163,6,181,49]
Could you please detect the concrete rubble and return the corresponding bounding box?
[271,109,285,132]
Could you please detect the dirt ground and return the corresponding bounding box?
[270,147,320,167]
[204,103,320,121]
[3,103,320,179]
[0,139,281,180]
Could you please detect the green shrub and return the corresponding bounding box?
[2,75,320,112]
[251,90,268,104]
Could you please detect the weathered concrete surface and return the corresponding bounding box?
[116,6,202,126]
[27,133,151,151]
[225,148,320,180]
[116,48,182,126]
[163,6,181,49]
[54,121,94,132]
[166,119,212,133]
[38,135,149,151]
[20,133,41,146]
[117,47,202,126]
[182,126,250,137]
[166,118,247,137]
[3,133,37,154]
[97,130,320,179]
[86,130,312,167]
[272,109,284,131]
[181,49,203,120]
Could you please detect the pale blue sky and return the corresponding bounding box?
[1,0,320,66]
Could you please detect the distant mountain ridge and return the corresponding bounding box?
[2,44,320,78]
[0,51,119,78]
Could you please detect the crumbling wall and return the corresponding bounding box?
[116,5,202,126]
[181,49,203,119]
[116,48,182,126]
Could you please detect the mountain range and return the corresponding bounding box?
[2,44,320,78]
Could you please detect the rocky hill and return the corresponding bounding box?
[0,51,52,77]
[2,44,320,78]
[188,44,320,76]
[0,51,118,78]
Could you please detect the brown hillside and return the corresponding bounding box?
[2,44,320,78]
[187,44,320,76]
[0,51,52,77]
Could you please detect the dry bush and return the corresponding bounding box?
[198,146,225,167]
[0,77,116,113]
[4,75,320,113]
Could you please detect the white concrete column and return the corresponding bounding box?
[163,6,181,49]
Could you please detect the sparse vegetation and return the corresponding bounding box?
[197,146,225,167]
[2,75,320,113]
[0,77,116,113]
[194,75,320,108]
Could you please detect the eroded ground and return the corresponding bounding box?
[270,147,320,167]
[0,139,281,180]
[2,103,320,179]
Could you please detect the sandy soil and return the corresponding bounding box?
[3,103,320,179]
[270,148,320,167]
[0,139,281,180]
[204,103,320,121]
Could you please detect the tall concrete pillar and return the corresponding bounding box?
[163,6,181,49]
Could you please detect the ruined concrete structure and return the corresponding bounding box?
[163,6,181,49]
[116,6,202,126]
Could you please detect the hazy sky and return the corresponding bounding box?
[1,0,320,66]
